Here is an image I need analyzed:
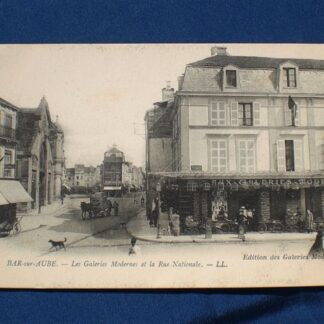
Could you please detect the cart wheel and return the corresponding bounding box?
[220,224,230,233]
[273,223,283,232]
[258,223,267,232]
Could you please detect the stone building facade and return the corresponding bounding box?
[65,164,101,190]
[16,97,65,211]
[147,47,324,233]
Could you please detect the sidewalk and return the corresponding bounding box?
[126,210,317,244]
[17,198,70,232]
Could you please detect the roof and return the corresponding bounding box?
[190,55,324,70]
[0,97,19,111]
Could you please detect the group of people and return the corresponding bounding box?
[104,199,119,216]
[285,207,315,232]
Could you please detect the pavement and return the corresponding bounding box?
[17,197,72,233]
[126,209,317,244]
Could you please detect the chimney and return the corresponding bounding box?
[211,46,228,56]
[162,81,174,101]
[178,74,184,91]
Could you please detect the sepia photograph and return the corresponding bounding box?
[0,43,323,288]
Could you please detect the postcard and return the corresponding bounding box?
[0,44,323,288]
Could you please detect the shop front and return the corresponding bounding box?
[0,179,33,231]
[148,173,324,235]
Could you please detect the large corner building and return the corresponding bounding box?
[146,47,324,233]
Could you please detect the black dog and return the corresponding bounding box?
[49,238,67,251]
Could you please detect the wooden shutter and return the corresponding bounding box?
[277,140,286,172]
[218,101,226,125]
[231,102,238,126]
[284,106,291,126]
[210,102,217,125]
[253,102,261,126]
[293,139,303,171]
[294,103,300,126]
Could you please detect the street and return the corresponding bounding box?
[0,195,316,260]
[0,195,143,257]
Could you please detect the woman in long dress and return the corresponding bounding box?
[305,209,314,233]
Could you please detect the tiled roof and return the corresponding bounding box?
[190,55,324,70]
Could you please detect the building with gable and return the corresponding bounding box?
[16,97,65,211]
[147,47,324,233]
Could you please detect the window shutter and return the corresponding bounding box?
[293,139,303,171]
[231,102,238,126]
[294,103,300,126]
[277,140,286,172]
[210,102,217,125]
[218,101,225,125]
[253,102,261,126]
[284,106,291,126]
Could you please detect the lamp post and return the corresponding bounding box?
[156,181,161,239]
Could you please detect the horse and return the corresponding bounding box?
[80,202,93,220]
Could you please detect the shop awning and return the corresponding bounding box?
[0,192,9,206]
[104,186,122,191]
[0,180,33,204]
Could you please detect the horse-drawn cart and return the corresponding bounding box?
[81,192,112,220]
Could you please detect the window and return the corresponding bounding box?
[277,139,303,172]
[187,182,197,192]
[238,103,253,126]
[283,68,296,87]
[238,140,255,173]
[285,140,294,171]
[210,102,226,125]
[226,70,237,87]
[4,150,12,165]
[210,139,227,172]
[4,114,13,128]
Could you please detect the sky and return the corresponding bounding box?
[1,44,324,168]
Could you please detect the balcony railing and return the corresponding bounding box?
[0,125,16,140]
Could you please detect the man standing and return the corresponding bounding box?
[113,201,119,216]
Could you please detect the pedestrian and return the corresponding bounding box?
[106,199,112,216]
[153,197,159,227]
[128,237,141,256]
[113,201,119,216]
[305,209,314,233]
[60,192,65,205]
[141,196,145,207]
[237,206,246,241]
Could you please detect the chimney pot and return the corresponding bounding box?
[211,46,228,56]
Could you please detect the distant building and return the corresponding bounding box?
[102,145,144,196]
[16,97,65,211]
[65,164,101,190]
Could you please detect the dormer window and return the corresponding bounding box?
[283,68,297,87]
[226,70,237,87]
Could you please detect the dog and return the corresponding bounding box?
[48,238,67,251]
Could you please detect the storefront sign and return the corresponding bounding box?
[210,178,324,189]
